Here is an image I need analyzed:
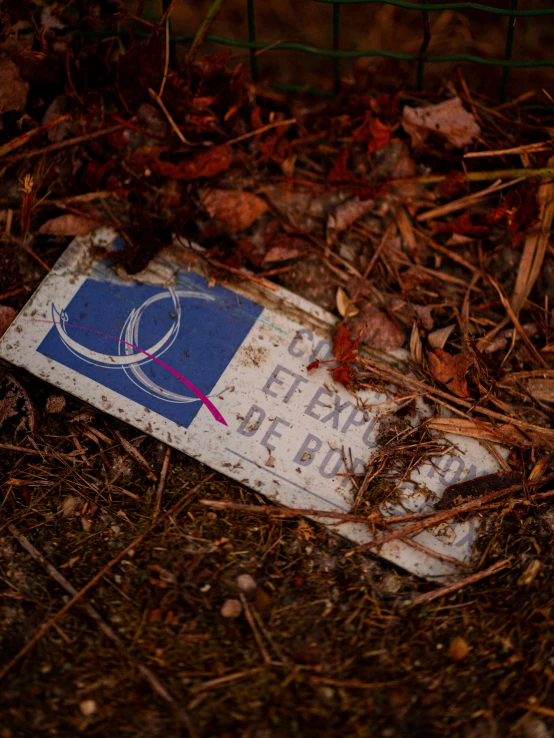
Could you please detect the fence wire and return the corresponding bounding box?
[159,0,554,101]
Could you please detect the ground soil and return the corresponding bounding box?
[1,3,554,738]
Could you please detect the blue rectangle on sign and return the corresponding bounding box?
[38,270,263,428]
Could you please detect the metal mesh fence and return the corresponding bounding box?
[160,0,554,101]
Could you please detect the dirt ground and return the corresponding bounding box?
[1,2,554,737]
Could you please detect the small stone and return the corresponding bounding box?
[79,699,97,716]
[236,574,257,594]
[221,598,242,619]
[523,716,551,738]
[448,636,470,661]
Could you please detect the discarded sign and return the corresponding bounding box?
[0,229,503,581]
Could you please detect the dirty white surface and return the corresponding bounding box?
[0,229,503,581]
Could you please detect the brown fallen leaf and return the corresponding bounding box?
[0,55,29,114]
[200,188,268,233]
[39,214,99,237]
[0,305,16,338]
[45,394,66,414]
[152,145,231,180]
[428,348,473,398]
[344,304,405,351]
[263,235,309,264]
[327,197,374,245]
[401,97,480,148]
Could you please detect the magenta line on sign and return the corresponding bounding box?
[32,319,228,426]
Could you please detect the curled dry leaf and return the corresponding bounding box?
[336,286,359,318]
[401,97,480,149]
[200,188,268,233]
[428,324,455,350]
[39,214,99,237]
[152,145,231,180]
[428,348,473,398]
[344,303,405,351]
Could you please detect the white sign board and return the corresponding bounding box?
[0,229,502,581]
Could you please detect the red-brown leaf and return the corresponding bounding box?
[344,304,405,351]
[428,349,474,398]
[333,323,359,364]
[200,188,268,233]
[330,324,361,388]
[152,145,231,181]
[431,212,489,237]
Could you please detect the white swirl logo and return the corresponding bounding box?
[51,287,218,407]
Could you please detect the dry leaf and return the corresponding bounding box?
[401,97,480,148]
[428,349,473,398]
[413,304,434,331]
[39,214,99,236]
[352,112,393,152]
[428,324,455,350]
[0,305,16,338]
[0,56,29,114]
[330,324,360,388]
[46,394,66,414]
[263,235,308,264]
[308,324,361,388]
[345,304,405,351]
[336,287,358,318]
[200,189,268,233]
[152,145,231,180]
[327,197,374,244]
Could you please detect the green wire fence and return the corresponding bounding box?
[161,0,554,101]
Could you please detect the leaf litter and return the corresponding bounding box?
[0,2,554,736]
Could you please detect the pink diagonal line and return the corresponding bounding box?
[33,318,227,426]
